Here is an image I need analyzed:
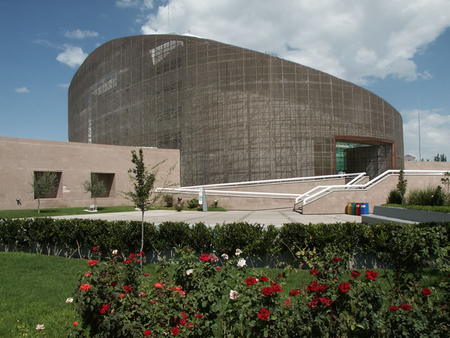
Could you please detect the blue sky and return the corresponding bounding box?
[1,0,449,161]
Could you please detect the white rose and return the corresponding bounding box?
[237,258,246,267]
[65,297,73,303]
[235,249,242,256]
[221,253,229,260]
[186,269,194,276]
[229,290,239,300]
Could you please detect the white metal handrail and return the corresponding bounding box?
[182,173,364,190]
[295,169,449,207]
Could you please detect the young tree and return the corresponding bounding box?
[124,149,157,265]
[30,171,59,213]
[396,169,408,205]
[441,172,450,194]
[83,173,107,210]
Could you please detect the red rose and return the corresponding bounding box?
[144,273,149,277]
[199,254,210,262]
[289,288,299,296]
[259,276,269,282]
[144,329,151,336]
[401,304,412,311]
[332,257,341,262]
[338,282,350,293]
[187,322,193,330]
[93,247,98,252]
[123,259,132,264]
[389,306,399,311]
[88,260,98,267]
[310,269,319,275]
[257,307,270,321]
[123,285,132,292]
[351,270,361,278]
[271,284,283,293]
[72,321,78,326]
[319,297,332,306]
[195,313,202,318]
[283,298,292,306]
[309,295,320,309]
[307,280,328,293]
[99,304,111,314]
[244,277,258,286]
[421,288,432,296]
[365,270,378,281]
[79,283,91,291]
[171,327,180,336]
[261,286,274,297]
[216,266,221,272]
[154,282,164,289]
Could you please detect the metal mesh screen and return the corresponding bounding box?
[69,35,404,185]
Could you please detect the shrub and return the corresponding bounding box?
[163,194,174,207]
[187,198,198,209]
[406,187,435,206]
[387,189,403,204]
[69,247,450,337]
[431,185,446,206]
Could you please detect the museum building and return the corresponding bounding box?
[68,34,404,186]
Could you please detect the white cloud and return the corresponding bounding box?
[117,0,153,10]
[140,0,450,84]
[15,87,29,93]
[401,108,450,161]
[56,45,88,68]
[116,0,141,8]
[64,29,99,39]
[58,83,70,89]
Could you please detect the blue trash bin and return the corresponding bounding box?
[360,203,369,215]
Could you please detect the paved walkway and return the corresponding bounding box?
[54,209,361,226]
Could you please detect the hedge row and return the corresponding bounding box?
[1,218,449,269]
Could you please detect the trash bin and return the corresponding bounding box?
[356,203,361,216]
[351,203,356,215]
[360,203,369,215]
[346,202,352,214]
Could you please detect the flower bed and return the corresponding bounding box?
[68,246,450,337]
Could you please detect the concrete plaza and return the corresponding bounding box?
[54,208,361,226]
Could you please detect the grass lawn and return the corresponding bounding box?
[0,205,227,219]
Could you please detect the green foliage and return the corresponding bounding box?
[187,198,198,209]
[68,246,450,337]
[124,149,157,213]
[406,186,436,206]
[125,148,158,264]
[163,194,174,207]
[441,171,450,194]
[83,173,107,210]
[30,171,59,213]
[396,170,408,205]
[383,203,450,213]
[387,189,403,204]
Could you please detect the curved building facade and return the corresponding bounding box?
[69,34,403,186]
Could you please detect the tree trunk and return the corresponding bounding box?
[37,198,40,213]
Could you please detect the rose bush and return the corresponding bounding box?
[69,246,450,337]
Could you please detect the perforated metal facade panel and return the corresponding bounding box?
[69,35,404,185]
